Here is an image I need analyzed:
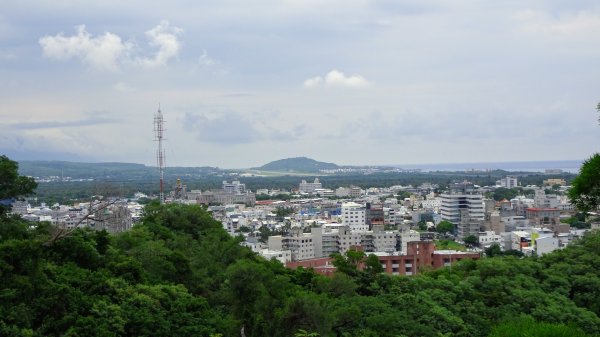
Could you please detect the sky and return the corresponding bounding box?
[1,0,599,168]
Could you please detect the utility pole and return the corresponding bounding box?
[154,105,166,204]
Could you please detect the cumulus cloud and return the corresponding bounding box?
[39,21,182,70]
[39,25,131,71]
[303,76,323,88]
[304,69,370,88]
[135,20,183,68]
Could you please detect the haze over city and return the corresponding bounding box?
[1,1,599,168]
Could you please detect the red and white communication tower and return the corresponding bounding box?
[154,105,166,204]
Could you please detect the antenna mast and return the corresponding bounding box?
[154,105,166,204]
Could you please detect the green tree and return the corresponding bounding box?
[436,220,454,234]
[363,254,384,276]
[485,243,502,257]
[0,155,37,214]
[569,153,600,214]
[331,249,366,277]
[463,235,478,247]
[295,329,319,337]
[492,187,519,201]
[489,316,592,337]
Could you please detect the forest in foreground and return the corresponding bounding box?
[1,202,599,337]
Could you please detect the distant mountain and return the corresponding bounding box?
[253,157,339,172]
[18,161,150,178]
[17,160,223,180]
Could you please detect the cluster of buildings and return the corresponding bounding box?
[201,177,593,276]
[185,180,256,206]
[12,172,595,277]
[10,198,143,233]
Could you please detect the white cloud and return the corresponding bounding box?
[39,21,182,70]
[304,69,370,88]
[303,76,323,88]
[135,20,183,68]
[39,25,131,71]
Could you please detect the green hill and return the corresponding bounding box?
[254,157,339,172]
[18,160,151,178]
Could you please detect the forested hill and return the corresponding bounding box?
[18,161,150,178]
[17,160,222,180]
[253,157,339,172]
[1,203,600,336]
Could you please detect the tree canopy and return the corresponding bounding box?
[568,153,600,214]
[1,203,600,336]
[1,157,600,337]
[0,155,37,214]
[436,220,455,234]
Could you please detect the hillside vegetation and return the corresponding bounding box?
[1,203,599,336]
[253,157,339,172]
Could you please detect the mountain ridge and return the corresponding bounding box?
[252,157,339,172]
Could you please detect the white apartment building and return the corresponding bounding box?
[400,230,421,254]
[335,187,350,197]
[478,231,502,248]
[421,198,442,212]
[314,188,335,197]
[383,207,397,225]
[259,249,292,264]
[256,189,269,195]
[222,180,246,194]
[268,233,315,261]
[341,202,367,231]
[496,176,518,188]
[270,225,435,261]
[371,231,398,253]
[440,183,484,224]
[299,178,322,193]
[349,186,362,198]
[338,231,363,254]
[535,236,561,256]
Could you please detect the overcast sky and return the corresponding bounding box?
[1,1,599,168]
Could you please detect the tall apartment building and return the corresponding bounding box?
[496,176,518,188]
[366,203,384,230]
[268,228,315,261]
[341,202,367,231]
[299,178,322,193]
[440,182,484,229]
[456,209,481,240]
[222,180,246,194]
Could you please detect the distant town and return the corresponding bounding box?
[11,156,592,277]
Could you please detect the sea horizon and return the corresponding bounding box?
[391,159,582,173]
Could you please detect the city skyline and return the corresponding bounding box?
[1,1,599,168]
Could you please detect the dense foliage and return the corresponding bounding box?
[0,155,37,214]
[1,202,599,336]
[569,153,600,214]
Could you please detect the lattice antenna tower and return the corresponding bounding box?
[154,104,166,204]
